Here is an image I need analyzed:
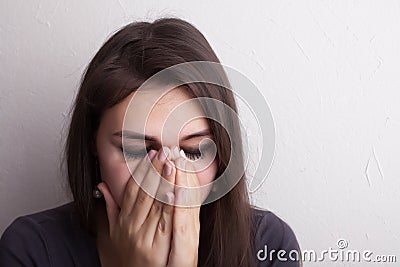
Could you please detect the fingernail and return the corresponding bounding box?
[179,148,188,159]
[172,146,180,159]
[158,146,170,162]
[147,150,157,162]
[162,162,172,177]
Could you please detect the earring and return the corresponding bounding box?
[93,186,103,198]
[93,158,103,199]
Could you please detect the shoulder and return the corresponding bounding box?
[252,206,301,266]
[0,202,99,267]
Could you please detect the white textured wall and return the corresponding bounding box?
[1,1,399,265]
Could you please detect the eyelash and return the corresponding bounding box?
[181,148,203,160]
[120,147,203,160]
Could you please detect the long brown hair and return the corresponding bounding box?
[61,17,256,267]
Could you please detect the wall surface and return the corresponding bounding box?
[1,0,399,265]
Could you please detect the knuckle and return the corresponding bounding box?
[151,202,161,214]
[118,215,125,228]
[136,192,148,205]
[127,223,136,237]
[143,253,153,265]
[163,205,173,216]
[175,224,187,235]
[157,216,167,234]
[133,235,144,248]
[119,216,137,237]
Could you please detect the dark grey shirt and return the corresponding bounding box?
[0,202,300,266]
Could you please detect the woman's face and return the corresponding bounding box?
[95,87,218,207]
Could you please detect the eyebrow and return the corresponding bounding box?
[113,129,212,142]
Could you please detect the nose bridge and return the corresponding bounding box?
[149,128,180,160]
[158,144,182,161]
[156,128,179,147]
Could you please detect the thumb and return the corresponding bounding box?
[97,182,119,232]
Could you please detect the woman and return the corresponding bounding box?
[0,17,301,266]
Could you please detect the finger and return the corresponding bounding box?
[173,158,201,233]
[185,161,202,208]
[130,146,171,228]
[143,160,176,247]
[120,149,157,218]
[174,157,195,207]
[97,182,119,234]
[173,157,186,206]
[154,158,176,203]
[153,192,175,250]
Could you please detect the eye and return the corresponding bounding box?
[120,147,148,159]
[182,148,203,161]
[181,140,215,161]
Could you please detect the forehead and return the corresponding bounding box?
[100,86,209,140]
